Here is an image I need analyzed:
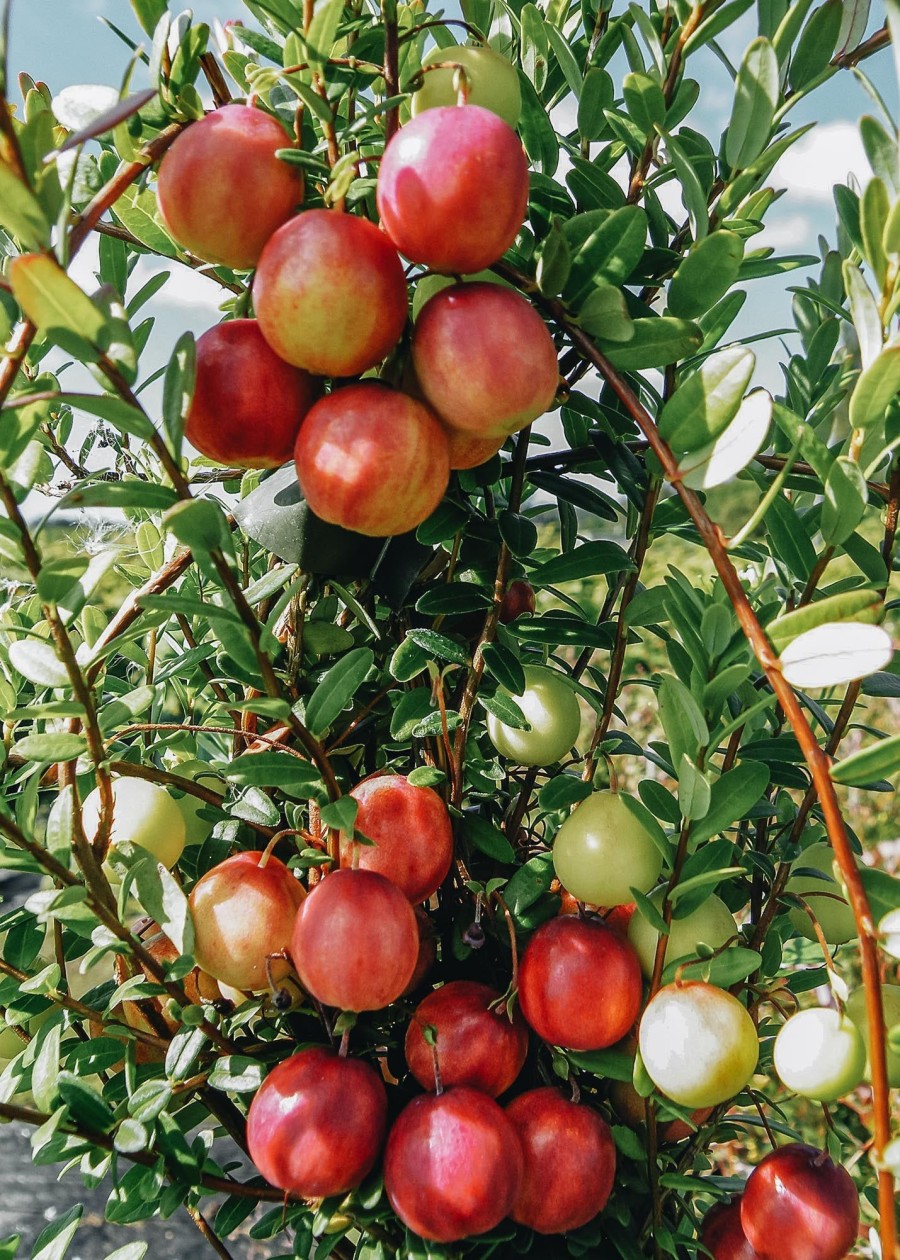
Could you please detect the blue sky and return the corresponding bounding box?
[7,1,897,397]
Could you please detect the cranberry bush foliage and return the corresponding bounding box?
[0,0,898,1257]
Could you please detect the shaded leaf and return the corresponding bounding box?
[725,37,779,169]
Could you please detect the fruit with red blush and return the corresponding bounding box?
[405,980,528,1095]
[339,773,453,903]
[189,850,306,993]
[740,1143,859,1260]
[157,104,300,268]
[384,1086,524,1242]
[291,868,418,1011]
[506,1087,616,1233]
[185,320,315,469]
[247,1046,387,1197]
[517,914,642,1050]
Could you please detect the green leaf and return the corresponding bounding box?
[9,254,107,352]
[58,1070,116,1132]
[677,754,712,821]
[8,638,70,688]
[725,37,779,170]
[668,231,743,319]
[679,389,772,491]
[34,392,153,440]
[0,165,50,250]
[58,480,178,512]
[15,732,87,762]
[165,1026,208,1082]
[104,1243,149,1259]
[390,636,430,682]
[689,762,770,844]
[223,752,324,790]
[544,23,583,99]
[623,71,665,134]
[861,113,900,194]
[416,583,492,616]
[304,647,374,738]
[129,0,167,36]
[576,281,633,341]
[464,815,516,863]
[478,690,530,729]
[406,629,470,666]
[517,71,559,176]
[304,0,343,70]
[481,642,525,696]
[861,177,890,287]
[31,1023,61,1112]
[498,510,539,557]
[132,856,194,956]
[658,675,708,766]
[529,541,634,586]
[539,775,592,812]
[780,621,893,689]
[843,261,882,369]
[678,944,762,987]
[207,1056,265,1093]
[577,67,614,140]
[765,492,816,581]
[31,1206,82,1260]
[162,332,195,463]
[831,732,900,786]
[790,0,842,89]
[659,346,755,453]
[320,796,359,834]
[565,206,647,303]
[821,457,868,546]
[849,341,900,430]
[163,499,231,553]
[535,219,571,297]
[599,317,703,369]
[663,131,710,244]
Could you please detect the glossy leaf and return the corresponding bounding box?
[659,346,755,453]
[724,37,779,170]
[790,0,842,89]
[831,733,900,787]
[304,647,374,738]
[9,254,107,351]
[0,164,51,250]
[679,389,772,489]
[821,456,868,546]
[780,622,893,689]
[849,342,900,430]
[668,231,743,319]
[599,317,703,369]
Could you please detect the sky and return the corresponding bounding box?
[5,1,897,411]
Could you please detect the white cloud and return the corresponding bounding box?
[756,211,815,251]
[771,122,870,204]
[129,256,225,313]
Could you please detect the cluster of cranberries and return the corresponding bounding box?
[184,770,864,1250]
[189,774,626,1241]
[156,98,559,538]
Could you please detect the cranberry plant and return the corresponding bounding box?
[0,0,898,1258]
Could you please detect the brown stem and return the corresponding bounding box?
[91,221,243,294]
[451,427,532,806]
[187,1206,235,1260]
[0,956,167,1050]
[584,478,661,777]
[627,2,708,204]
[833,23,889,69]
[70,124,183,254]
[381,0,400,142]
